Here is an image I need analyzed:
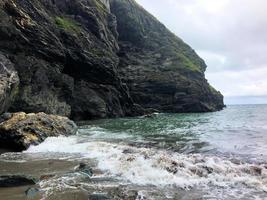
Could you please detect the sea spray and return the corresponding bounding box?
[26,136,267,195]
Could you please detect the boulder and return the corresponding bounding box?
[0,112,77,151]
[0,175,35,187]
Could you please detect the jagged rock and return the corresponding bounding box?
[0,0,132,120]
[0,0,224,120]
[0,112,77,151]
[74,162,93,177]
[110,0,224,113]
[140,112,160,119]
[110,187,139,200]
[25,187,40,198]
[0,112,12,123]
[0,53,19,114]
[0,175,35,187]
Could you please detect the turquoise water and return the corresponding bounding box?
[79,105,267,160]
[3,105,267,199]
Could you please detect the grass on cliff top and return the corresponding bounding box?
[55,16,80,32]
[159,46,202,73]
[178,54,201,73]
[209,84,219,95]
[167,53,202,73]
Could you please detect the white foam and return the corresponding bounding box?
[78,126,139,140]
[26,135,267,195]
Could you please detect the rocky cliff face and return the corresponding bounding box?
[0,0,224,120]
[111,0,224,112]
[0,53,19,114]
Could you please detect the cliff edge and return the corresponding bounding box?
[0,0,224,120]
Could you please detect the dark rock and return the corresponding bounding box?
[0,112,77,151]
[0,175,35,187]
[89,193,111,200]
[0,112,12,123]
[74,162,93,177]
[122,148,135,154]
[140,112,160,119]
[0,148,10,154]
[203,166,214,174]
[48,190,88,200]
[250,166,262,176]
[166,166,178,174]
[0,53,19,114]
[0,0,224,120]
[110,0,224,113]
[39,174,55,180]
[25,187,39,198]
[0,0,133,120]
[110,187,139,200]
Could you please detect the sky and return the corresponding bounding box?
[135,0,267,104]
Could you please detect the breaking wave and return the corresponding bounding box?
[26,135,267,195]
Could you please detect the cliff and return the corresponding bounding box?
[0,0,224,120]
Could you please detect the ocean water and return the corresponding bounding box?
[1,105,267,199]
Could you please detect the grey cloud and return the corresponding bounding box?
[137,0,267,71]
[136,0,267,100]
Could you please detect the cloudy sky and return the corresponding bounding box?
[136,0,267,104]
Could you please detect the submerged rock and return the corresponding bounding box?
[89,193,111,200]
[140,112,160,119]
[25,187,40,198]
[110,187,139,200]
[0,112,77,151]
[74,162,93,177]
[0,175,35,187]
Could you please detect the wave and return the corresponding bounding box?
[26,135,267,194]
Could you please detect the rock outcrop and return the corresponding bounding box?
[0,53,19,114]
[0,175,36,187]
[0,112,77,151]
[110,0,224,112]
[0,0,224,120]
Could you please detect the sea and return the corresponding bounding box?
[0,105,266,199]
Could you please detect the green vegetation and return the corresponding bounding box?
[158,46,201,73]
[95,0,106,12]
[163,52,202,73]
[209,84,219,94]
[176,53,201,73]
[55,16,80,32]
[91,0,108,17]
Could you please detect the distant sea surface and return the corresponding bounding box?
[1,105,267,199]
